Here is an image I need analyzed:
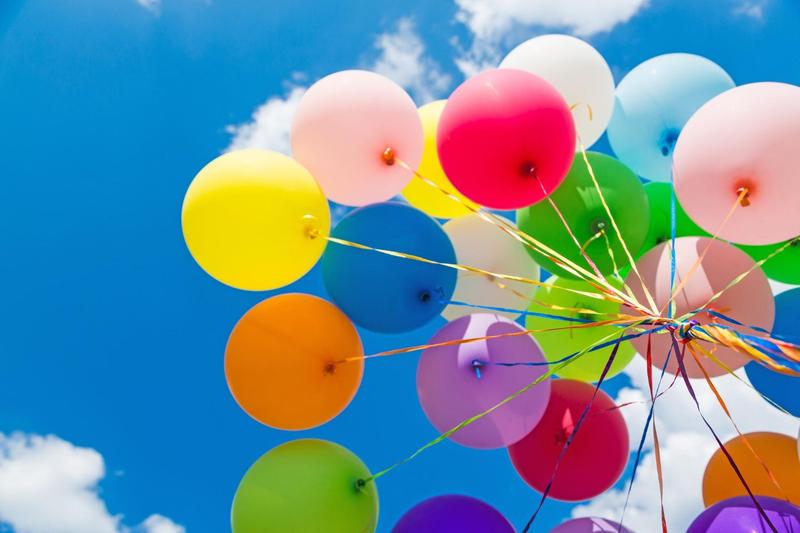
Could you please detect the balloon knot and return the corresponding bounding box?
[472,359,484,380]
[519,161,537,178]
[382,147,396,166]
[355,479,367,491]
[323,361,337,376]
[736,186,751,207]
[668,319,699,341]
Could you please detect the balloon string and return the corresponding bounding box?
[618,335,672,533]
[685,342,790,502]
[393,157,653,314]
[577,138,660,315]
[669,333,778,533]
[323,234,622,303]
[356,321,649,487]
[521,334,624,533]
[663,188,748,315]
[444,298,645,325]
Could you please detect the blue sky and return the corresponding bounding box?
[1,0,799,532]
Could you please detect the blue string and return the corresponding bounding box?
[669,182,677,319]
[445,299,597,324]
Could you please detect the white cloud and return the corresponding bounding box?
[371,18,451,104]
[135,0,160,14]
[572,357,797,531]
[0,433,183,533]
[136,514,185,533]
[225,86,306,154]
[453,0,648,76]
[225,18,448,153]
[733,0,768,20]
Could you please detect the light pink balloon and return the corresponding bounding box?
[673,83,800,245]
[623,237,774,378]
[291,70,424,206]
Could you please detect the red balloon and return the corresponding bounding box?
[508,379,629,501]
[437,69,576,210]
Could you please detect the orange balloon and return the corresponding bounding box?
[703,432,800,507]
[225,293,363,430]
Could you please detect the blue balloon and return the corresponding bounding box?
[608,53,734,182]
[322,202,456,333]
[745,288,800,416]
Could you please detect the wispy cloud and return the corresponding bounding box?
[0,432,183,533]
[453,0,648,76]
[135,0,161,15]
[733,0,768,20]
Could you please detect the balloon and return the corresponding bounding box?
[639,182,708,258]
[442,214,540,321]
[517,151,648,279]
[688,495,800,533]
[703,432,800,507]
[392,495,514,533]
[608,53,734,182]
[508,379,629,501]
[551,517,634,533]
[225,293,363,430]
[674,82,800,245]
[416,313,551,449]
[739,238,800,285]
[322,202,456,333]
[291,70,423,206]
[401,101,478,218]
[437,68,575,209]
[231,439,378,532]
[500,34,615,149]
[182,149,329,291]
[624,237,774,377]
[745,288,800,416]
[526,277,636,382]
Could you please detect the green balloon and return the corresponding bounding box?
[517,152,649,279]
[639,182,708,258]
[738,238,800,284]
[232,439,379,533]
[526,276,636,382]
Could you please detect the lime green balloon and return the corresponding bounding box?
[526,276,635,382]
[639,182,708,258]
[517,152,649,279]
[738,238,800,284]
[232,439,379,533]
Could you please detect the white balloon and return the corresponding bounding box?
[442,214,540,321]
[499,34,614,149]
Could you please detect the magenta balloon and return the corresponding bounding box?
[291,70,423,206]
[437,69,576,210]
[687,495,800,532]
[393,495,514,533]
[623,237,774,378]
[416,313,551,449]
[674,83,800,245]
[551,517,634,533]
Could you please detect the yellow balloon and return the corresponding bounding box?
[182,149,330,291]
[401,100,478,218]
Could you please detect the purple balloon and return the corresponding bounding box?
[551,517,634,533]
[393,495,515,533]
[688,496,800,532]
[416,313,550,449]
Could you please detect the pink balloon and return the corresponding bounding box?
[416,313,551,449]
[437,69,576,210]
[623,237,774,378]
[673,83,800,245]
[291,70,424,206]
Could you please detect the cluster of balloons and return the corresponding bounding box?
[181,31,800,532]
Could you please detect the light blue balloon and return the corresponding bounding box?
[745,288,800,417]
[322,202,456,333]
[607,53,734,182]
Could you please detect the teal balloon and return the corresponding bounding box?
[517,152,649,279]
[608,53,734,182]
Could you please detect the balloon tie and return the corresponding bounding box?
[736,186,751,207]
[382,147,396,166]
[471,359,483,380]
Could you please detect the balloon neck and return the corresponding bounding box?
[323,361,337,376]
[471,359,484,380]
[659,128,680,157]
[382,147,396,166]
[303,214,321,240]
[354,478,367,492]
[419,287,444,305]
[590,219,607,235]
[736,185,751,207]
[518,161,537,179]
